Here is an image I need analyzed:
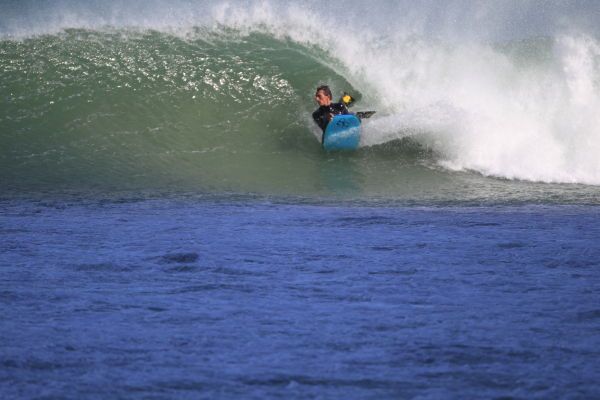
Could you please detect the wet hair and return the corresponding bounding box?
[315,85,332,100]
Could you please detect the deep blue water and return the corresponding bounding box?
[2,197,600,399]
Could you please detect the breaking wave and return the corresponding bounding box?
[1,0,600,197]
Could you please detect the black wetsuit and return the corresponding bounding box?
[312,103,350,133]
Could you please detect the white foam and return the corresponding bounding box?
[207,2,600,184]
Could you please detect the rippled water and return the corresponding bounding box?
[2,197,599,398]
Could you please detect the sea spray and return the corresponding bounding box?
[210,1,600,184]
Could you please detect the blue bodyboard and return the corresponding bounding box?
[322,114,361,151]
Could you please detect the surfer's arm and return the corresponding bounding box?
[312,108,329,132]
[335,103,350,115]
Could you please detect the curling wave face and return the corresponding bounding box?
[1,0,600,202]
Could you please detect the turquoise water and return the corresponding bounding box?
[1,19,599,201]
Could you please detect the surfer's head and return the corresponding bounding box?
[315,85,332,106]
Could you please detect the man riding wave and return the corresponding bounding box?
[312,85,350,133]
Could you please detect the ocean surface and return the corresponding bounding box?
[1,1,600,398]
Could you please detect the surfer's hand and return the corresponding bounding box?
[327,113,334,121]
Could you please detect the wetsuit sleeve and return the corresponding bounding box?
[332,103,349,115]
[312,108,329,132]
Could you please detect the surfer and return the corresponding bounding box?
[312,85,349,132]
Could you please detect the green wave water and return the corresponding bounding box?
[1,27,599,203]
[0,30,431,196]
[1,31,326,188]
